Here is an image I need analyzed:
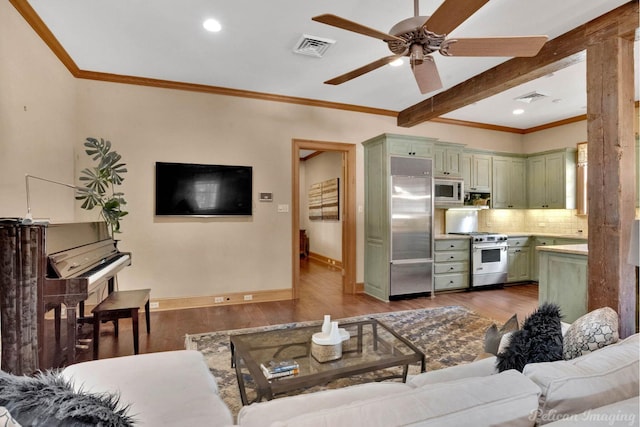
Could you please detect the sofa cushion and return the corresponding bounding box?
[61,350,233,427]
[237,382,411,427]
[407,355,498,388]
[497,303,564,372]
[562,307,619,359]
[523,333,639,425]
[0,369,133,426]
[543,396,639,426]
[257,370,540,427]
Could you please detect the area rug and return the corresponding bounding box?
[184,305,495,418]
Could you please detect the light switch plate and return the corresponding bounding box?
[277,204,289,213]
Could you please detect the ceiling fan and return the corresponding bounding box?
[312,0,548,94]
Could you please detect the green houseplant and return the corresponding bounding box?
[76,137,128,237]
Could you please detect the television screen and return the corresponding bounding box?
[155,162,253,216]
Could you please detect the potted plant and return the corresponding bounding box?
[75,137,128,237]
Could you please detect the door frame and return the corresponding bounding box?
[291,139,357,298]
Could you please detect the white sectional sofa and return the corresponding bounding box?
[56,333,639,427]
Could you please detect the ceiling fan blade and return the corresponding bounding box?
[424,0,489,35]
[312,14,405,42]
[411,57,443,94]
[441,36,548,57]
[325,55,404,85]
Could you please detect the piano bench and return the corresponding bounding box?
[91,289,151,359]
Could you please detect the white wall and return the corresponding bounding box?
[5,1,594,302]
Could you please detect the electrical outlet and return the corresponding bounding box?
[149,302,159,309]
[244,294,253,301]
[214,297,224,303]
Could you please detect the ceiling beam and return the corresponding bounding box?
[397,1,639,128]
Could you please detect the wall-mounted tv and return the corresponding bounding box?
[155,162,253,216]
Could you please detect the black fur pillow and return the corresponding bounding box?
[497,303,564,372]
[0,369,134,427]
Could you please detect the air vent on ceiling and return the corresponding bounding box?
[515,91,550,104]
[293,34,336,58]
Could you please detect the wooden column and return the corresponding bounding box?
[586,31,636,337]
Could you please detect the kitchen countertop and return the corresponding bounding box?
[435,232,588,240]
[502,232,588,239]
[434,234,471,240]
[536,243,588,255]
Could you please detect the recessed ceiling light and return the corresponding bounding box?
[390,58,404,67]
[203,18,222,32]
[512,108,525,115]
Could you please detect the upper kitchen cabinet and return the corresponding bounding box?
[462,151,492,193]
[388,134,435,158]
[492,156,527,209]
[527,149,576,209]
[434,143,463,178]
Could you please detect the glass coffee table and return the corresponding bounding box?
[230,318,425,405]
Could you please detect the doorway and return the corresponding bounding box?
[291,139,356,299]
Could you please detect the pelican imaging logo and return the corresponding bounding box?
[529,408,637,426]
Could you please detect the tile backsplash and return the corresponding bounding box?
[478,209,588,235]
[435,208,639,236]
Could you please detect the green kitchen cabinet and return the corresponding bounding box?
[462,152,492,193]
[434,238,470,291]
[362,134,435,301]
[434,143,463,178]
[527,149,576,209]
[388,135,434,158]
[492,156,527,209]
[530,237,556,281]
[507,237,531,282]
[538,249,588,323]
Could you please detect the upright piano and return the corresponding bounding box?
[42,222,131,366]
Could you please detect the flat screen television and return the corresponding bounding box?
[155,162,253,216]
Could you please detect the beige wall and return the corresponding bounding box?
[521,121,587,154]
[302,151,343,261]
[3,1,596,302]
[0,1,77,223]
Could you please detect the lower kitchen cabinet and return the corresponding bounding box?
[538,249,588,323]
[434,239,470,291]
[507,237,531,282]
[531,237,555,281]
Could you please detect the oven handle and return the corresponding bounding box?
[472,244,509,251]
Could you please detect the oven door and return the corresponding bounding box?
[472,243,508,286]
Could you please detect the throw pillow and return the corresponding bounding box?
[496,303,564,372]
[563,306,619,359]
[0,370,134,427]
[0,406,21,427]
[483,313,519,355]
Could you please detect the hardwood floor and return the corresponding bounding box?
[75,258,538,363]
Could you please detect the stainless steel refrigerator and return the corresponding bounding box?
[389,156,433,298]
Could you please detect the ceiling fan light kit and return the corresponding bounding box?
[312,0,548,95]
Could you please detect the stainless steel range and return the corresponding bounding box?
[445,210,508,288]
[466,232,508,287]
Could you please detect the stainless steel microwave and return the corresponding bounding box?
[434,178,464,206]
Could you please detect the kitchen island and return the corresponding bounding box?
[537,244,588,322]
